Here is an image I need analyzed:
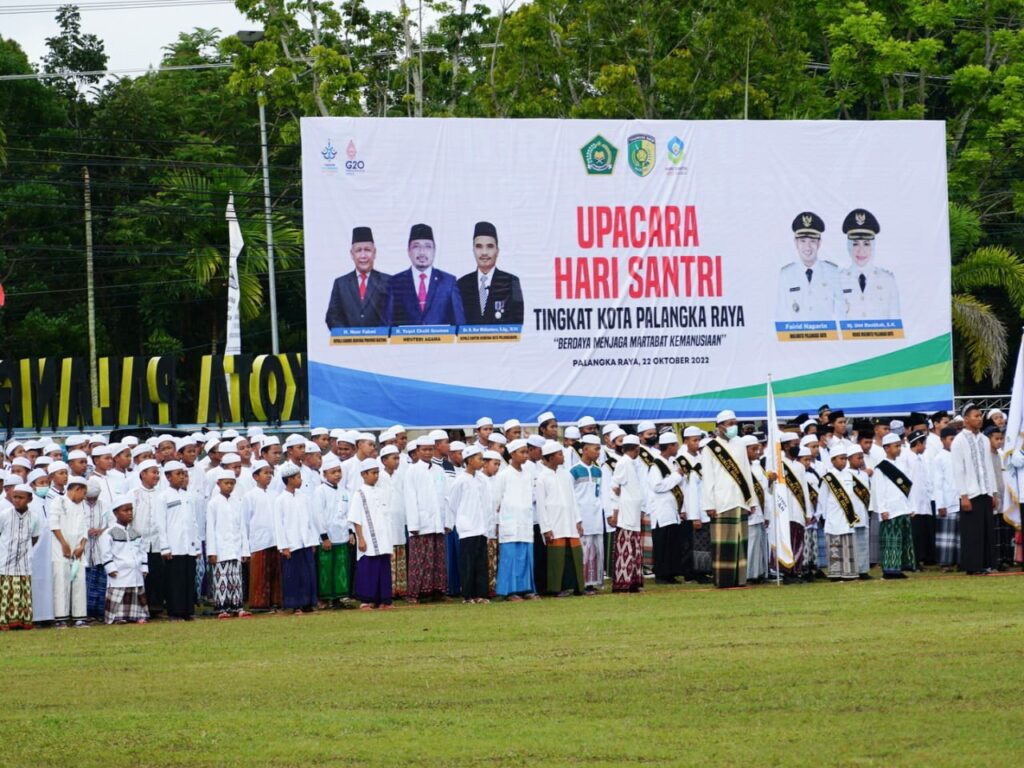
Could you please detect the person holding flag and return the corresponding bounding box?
[763,377,794,582]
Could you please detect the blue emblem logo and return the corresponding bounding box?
[321,140,338,161]
[667,136,685,165]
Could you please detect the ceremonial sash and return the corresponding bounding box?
[653,455,684,510]
[823,472,858,526]
[751,474,765,508]
[806,470,820,510]
[603,448,618,471]
[850,473,872,510]
[678,455,701,479]
[876,460,913,498]
[783,463,807,515]
[707,438,752,504]
[637,445,657,469]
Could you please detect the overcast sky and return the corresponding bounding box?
[4,1,499,74]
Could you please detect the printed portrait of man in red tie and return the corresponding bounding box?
[324,226,390,329]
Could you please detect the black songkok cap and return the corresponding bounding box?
[408,223,434,243]
[473,221,498,244]
[352,226,373,245]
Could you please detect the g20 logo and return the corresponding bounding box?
[345,140,366,174]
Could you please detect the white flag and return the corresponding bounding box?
[225,193,243,356]
[1001,337,1023,530]
[764,375,795,568]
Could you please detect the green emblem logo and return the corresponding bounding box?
[628,133,655,177]
[581,135,617,175]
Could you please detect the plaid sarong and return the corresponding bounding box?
[86,566,107,619]
[746,523,768,580]
[711,510,747,588]
[612,529,643,591]
[0,575,33,627]
[104,586,149,623]
[854,527,870,574]
[880,515,915,574]
[826,533,857,580]
[935,513,959,566]
[787,523,805,575]
[213,559,245,611]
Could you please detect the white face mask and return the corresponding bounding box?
[724,425,739,440]
[34,487,50,499]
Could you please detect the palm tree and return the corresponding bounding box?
[114,166,303,352]
[950,203,1024,386]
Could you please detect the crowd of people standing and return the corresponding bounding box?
[1,403,1021,631]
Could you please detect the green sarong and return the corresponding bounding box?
[317,544,352,600]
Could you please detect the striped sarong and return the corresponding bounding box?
[880,515,915,574]
[711,510,747,588]
[104,586,149,623]
[248,548,282,609]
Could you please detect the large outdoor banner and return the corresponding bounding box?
[302,118,953,427]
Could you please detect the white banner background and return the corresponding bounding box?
[302,118,953,427]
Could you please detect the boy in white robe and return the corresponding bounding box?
[99,495,150,624]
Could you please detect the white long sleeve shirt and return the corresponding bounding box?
[274,489,323,551]
[905,451,933,516]
[313,481,349,544]
[206,492,251,561]
[571,462,604,536]
[0,507,36,576]
[611,455,645,531]
[99,523,148,588]
[492,464,534,543]
[679,452,707,523]
[243,487,276,552]
[700,437,754,513]
[131,485,163,554]
[535,465,581,539]
[871,460,913,518]
[821,467,857,536]
[447,471,493,539]
[348,484,393,559]
[646,456,684,529]
[156,487,200,556]
[48,494,87,561]
[379,468,407,545]
[951,430,998,499]
[403,461,447,535]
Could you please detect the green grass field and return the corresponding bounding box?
[3,573,1023,767]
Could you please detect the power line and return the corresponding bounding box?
[0,0,234,16]
[0,63,233,81]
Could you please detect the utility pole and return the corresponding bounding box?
[83,166,98,410]
[258,91,279,355]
